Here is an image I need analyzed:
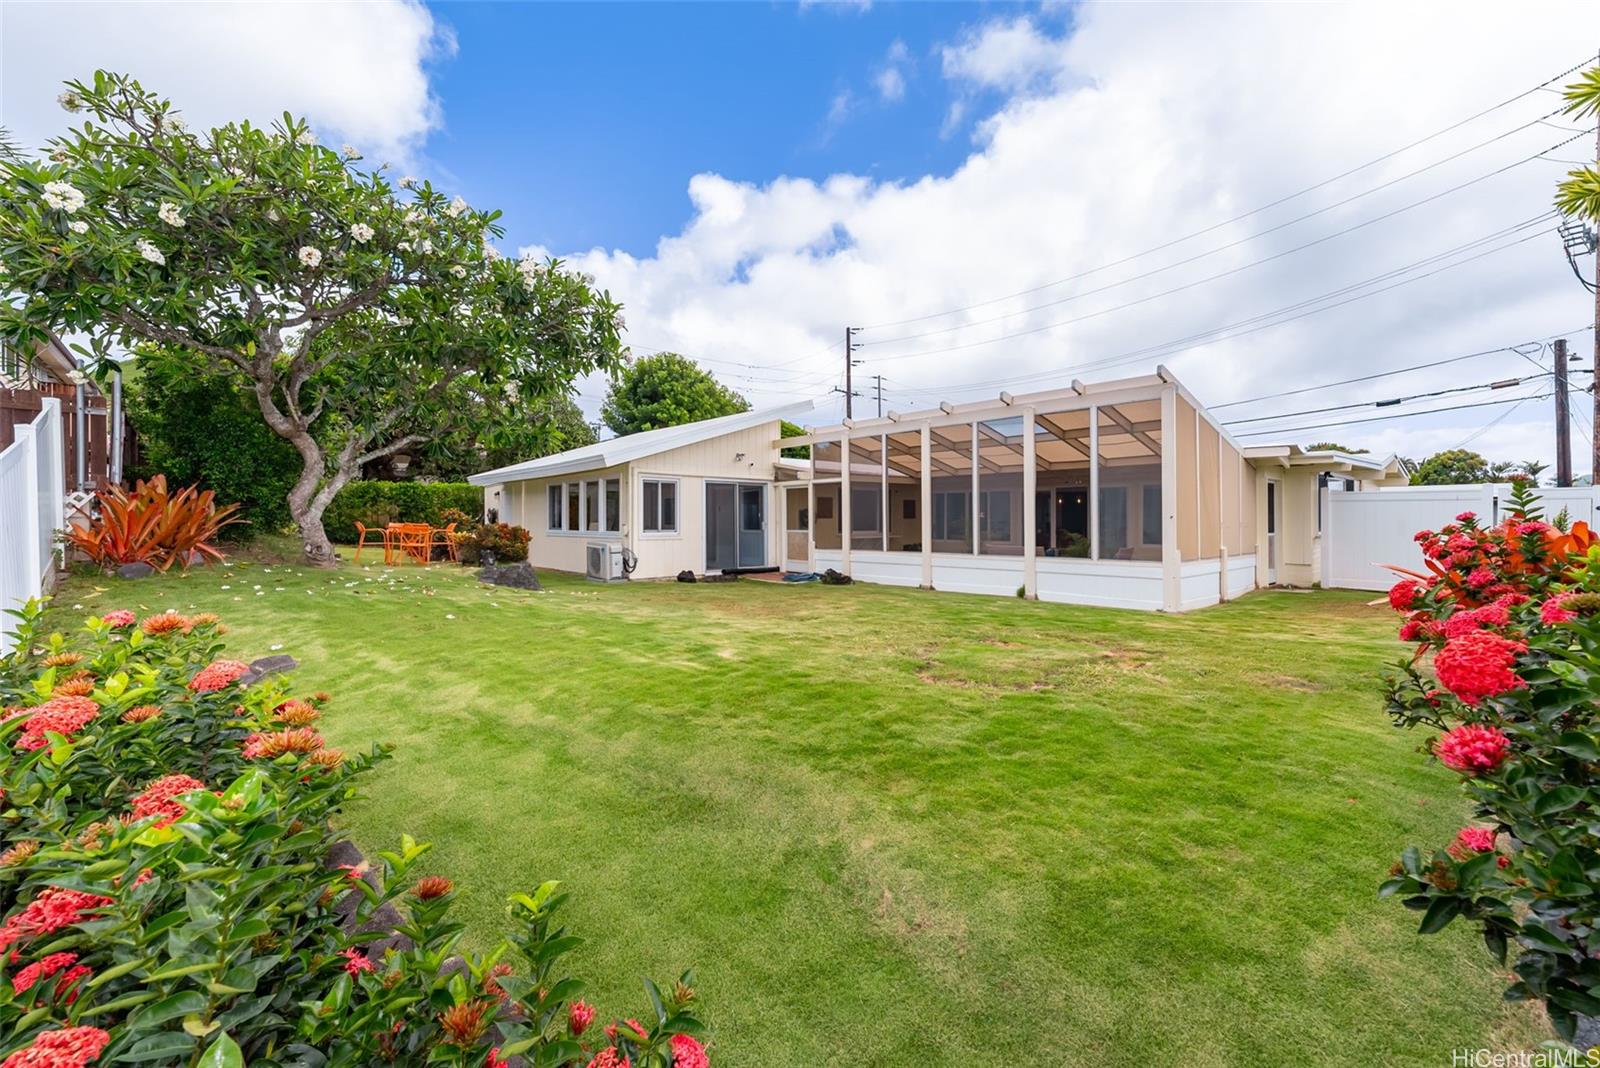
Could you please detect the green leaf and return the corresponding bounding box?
[118,1032,198,1062]
[1535,786,1587,817]
[128,990,210,1030]
[1417,896,1461,935]
[196,1031,243,1068]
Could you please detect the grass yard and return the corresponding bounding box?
[46,553,1546,1066]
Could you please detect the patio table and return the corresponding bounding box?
[387,522,433,564]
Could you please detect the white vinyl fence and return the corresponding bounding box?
[1321,483,1600,591]
[1,398,66,652]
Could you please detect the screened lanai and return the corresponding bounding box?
[786,369,1258,612]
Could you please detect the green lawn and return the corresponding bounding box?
[46,554,1546,1066]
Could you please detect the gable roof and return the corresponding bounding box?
[1243,443,1405,476]
[467,400,816,486]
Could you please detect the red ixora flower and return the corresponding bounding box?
[587,1050,630,1068]
[1435,723,1512,776]
[242,727,324,759]
[670,1033,710,1068]
[1448,826,1497,859]
[605,1020,649,1044]
[1388,580,1423,612]
[0,888,114,952]
[569,999,596,1036]
[1466,567,1496,590]
[1541,594,1579,625]
[188,659,250,694]
[485,1049,511,1068]
[1439,601,1512,639]
[100,610,135,628]
[1434,632,1527,706]
[14,696,99,751]
[129,774,207,828]
[0,1025,111,1068]
[1456,511,1478,523]
[339,948,377,976]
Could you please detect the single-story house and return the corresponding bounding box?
[470,368,1406,610]
[781,367,1406,611]
[467,401,815,580]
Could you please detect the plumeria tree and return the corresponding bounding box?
[0,72,626,564]
[1556,65,1600,220]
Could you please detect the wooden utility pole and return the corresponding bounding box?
[844,327,855,420]
[1556,337,1572,486]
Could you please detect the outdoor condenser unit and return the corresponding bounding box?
[586,542,626,583]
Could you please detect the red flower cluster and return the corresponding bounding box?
[588,1050,630,1068]
[14,696,99,751]
[0,888,114,952]
[0,1026,111,1068]
[100,610,135,628]
[485,1049,510,1068]
[340,948,376,976]
[1388,580,1422,612]
[188,659,250,693]
[605,1020,649,1044]
[12,951,91,1003]
[1447,826,1497,860]
[138,612,189,636]
[1541,594,1579,625]
[1438,600,1513,640]
[670,1033,710,1068]
[241,727,324,760]
[569,999,595,1036]
[1434,632,1527,706]
[129,774,207,828]
[1435,723,1512,776]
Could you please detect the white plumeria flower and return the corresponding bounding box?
[341,143,359,158]
[266,208,280,222]
[68,220,88,235]
[446,195,469,218]
[398,175,416,189]
[166,115,187,133]
[417,238,433,255]
[57,91,84,113]
[403,209,423,225]
[296,130,316,146]
[158,201,185,227]
[298,245,322,268]
[136,239,165,266]
[349,222,374,243]
[49,149,68,163]
[397,240,412,252]
[42,181,86,213]
[450,264,467,278]
[482,242,502,262]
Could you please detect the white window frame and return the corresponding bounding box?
[1138,483,1163,548]
[640,476,680,537]
[547,477,623,537]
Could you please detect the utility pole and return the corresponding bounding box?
[844,326,855,420]
[872,374,884,418]
[1556,338,1572,486]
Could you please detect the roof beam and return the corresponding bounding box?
[929,428,1003,473]
[1033,414,1093,459]
[977,421,1058,471]
[1099,405,1162,455]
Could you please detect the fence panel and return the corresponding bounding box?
[0,399,65,653]
[1322,484,1600,591]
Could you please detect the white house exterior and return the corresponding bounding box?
[468,402,814,580]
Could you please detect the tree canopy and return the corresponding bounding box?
[0,72,625,563]
[1304,441,1369,454]
[601,352,749,436]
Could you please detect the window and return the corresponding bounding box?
[816,495,834,520]
[1098,485,1129,556]
[547,485,562,531]
[642,478,678,533]
[979,490,1011,542]
[605,479,620,532]
[932,491,968,541]
[1141,484,1162,546]
[850,485,882,533]
[902,499,916,520]
[584,480,600,531]
[566,483,580,531]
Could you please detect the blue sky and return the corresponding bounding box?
[430,2,1037,255]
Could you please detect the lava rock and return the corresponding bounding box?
[478,562,542,590]
[115,562,156,580]
[240,654,298,686]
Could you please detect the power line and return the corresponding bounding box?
[857,131,1586,364]
[891,221,1561,398]
[1232,390,1554,438]
[859,112,1576,347]
[855,56,1597,332]
[1220,373,1553,427]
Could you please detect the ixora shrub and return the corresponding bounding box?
[0,603,708,1067]
[457,523,531,566]
[1380,484,1600,1040]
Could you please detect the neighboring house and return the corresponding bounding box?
[784,367,1404,611]
[1,334,130,490]
[468,401,815,580]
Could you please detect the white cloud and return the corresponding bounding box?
[0,0,454,163]
[940,15,1064,94]
[875,39,912,103]
[555,2,1600,474]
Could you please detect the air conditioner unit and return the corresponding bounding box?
[586,542,626,583]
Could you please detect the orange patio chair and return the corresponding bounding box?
[353,522,393,565]
[389,522,432,565]
[428,522,459,562]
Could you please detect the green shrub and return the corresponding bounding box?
[323,482,482,543]
[0,602,709,1066]
[458,523,530,565]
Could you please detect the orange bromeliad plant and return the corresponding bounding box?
[63,474,242,572]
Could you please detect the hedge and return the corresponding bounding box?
[323,481,483,543]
